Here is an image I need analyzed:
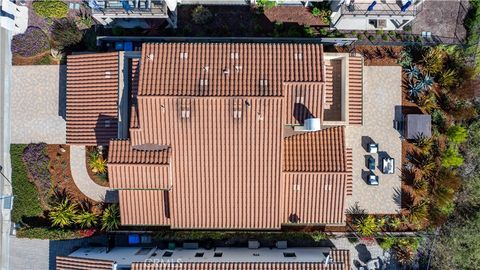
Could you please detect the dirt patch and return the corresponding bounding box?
[85,146,109,187]
[264,6,327,26]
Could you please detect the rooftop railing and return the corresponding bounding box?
[89,0,167,16]
[340,1,422,16]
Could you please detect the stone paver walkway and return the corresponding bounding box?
[70,145,110,202]
[346,66,402,214]
[11,65,66,144]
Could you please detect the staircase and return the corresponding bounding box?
[325,64,334,109]
[346,148,353,196]
[348,56,363,126]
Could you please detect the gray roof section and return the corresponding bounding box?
[405,114,432,139]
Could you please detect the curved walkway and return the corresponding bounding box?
[70,145,111,202]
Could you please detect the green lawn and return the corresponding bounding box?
[10,144,43,224]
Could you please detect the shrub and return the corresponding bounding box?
[51,18,83,49]
[16,227,83,240]
[11,145,43,224]
[403,25,412,32]
[192,5,213,24]
[303,25,315,37]
[75,211,98,229]
[368,35,375,41]
[311,7,321,17]
[11,27,50,57]
[89,150,107,174]
[49,198,78,228]
[22,143,51,202]
[378,236,396,250]
[441,145,464,168]
[34,54,53,65]
[382,34,388,41]
[256,0,276,10]
[32,0,68,19]
[355,215,379,237]
[357,33,364,40]
[102,204,120,231]
[319,28,328,36]
[446,125,468,144]
[376,29,384,35]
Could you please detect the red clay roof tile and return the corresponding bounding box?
[66,52,119,145]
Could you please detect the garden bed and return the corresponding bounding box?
[264,6,327,26]
[85,146,109,187]
[12,51,59,65]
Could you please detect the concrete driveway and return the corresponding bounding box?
[11,65,66,144]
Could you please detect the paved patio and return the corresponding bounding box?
[346,66,402,214]
[11,65,66,144]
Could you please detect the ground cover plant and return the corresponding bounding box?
[11,27,50,58]
[32,0,68,19]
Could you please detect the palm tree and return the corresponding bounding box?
[89,151,107,174]
[407,200,428,225]
[102,204,120,231]
[49,198,78,228]
[75,211,98,229]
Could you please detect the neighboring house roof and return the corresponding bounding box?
[56,256,114,270]
[283,127,346,172]
[66,52,119,145]
[138,43,324,96]
[405,114,432,139]
[131,250,350,270]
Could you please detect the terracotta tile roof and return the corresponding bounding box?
[282,173,347,224]
[284,83,324,125]
[348,56,363,125]
[283,127,346,172]
[128,97,284,228]
[66,52,119,145]
[110,164,170,189]
[119,189,170,225]
[132,250,349,270]
[138,43,324,96]
[56,256,114,270]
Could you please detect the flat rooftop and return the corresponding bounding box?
[69,247,333,267]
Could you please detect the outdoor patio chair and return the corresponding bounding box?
[368,174,379,185]
[368,143,378,153]
[368,156,376,171]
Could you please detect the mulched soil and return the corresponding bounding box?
[85,146,109,187]
[47,145,95,203]
[336,45,402,66]
[264,6,327,26]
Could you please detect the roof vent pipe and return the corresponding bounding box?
[304,118,321,132]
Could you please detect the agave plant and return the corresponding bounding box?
[49,198,78,228]
[405,65,421,81]
[102,204,120,231]
[393,245,416,265]
[438,68,457,88]
[418,73,434,91]
[408,82,424,98]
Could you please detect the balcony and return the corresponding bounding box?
[340,1,422,17]
[89,0,168,17]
